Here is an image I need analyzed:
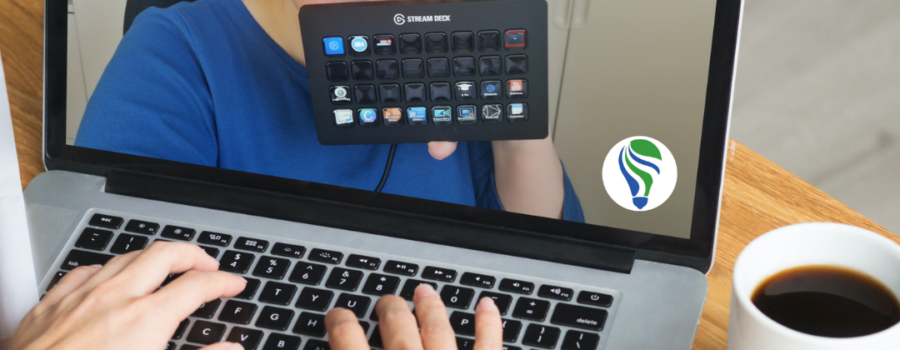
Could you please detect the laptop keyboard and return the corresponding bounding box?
[45,212,619,350]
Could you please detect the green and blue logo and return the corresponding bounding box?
[602,136,677,211]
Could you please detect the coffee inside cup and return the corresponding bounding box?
[751,265,900,338]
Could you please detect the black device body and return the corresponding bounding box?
[299,0,549,145]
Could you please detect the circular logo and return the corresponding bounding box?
[328,41,340,51]
[394,13,405,25]
[486,84,496,93]
[351,37,367,52]
[334,87,347,98]
[601,136,677,211]
[360,109,376,123]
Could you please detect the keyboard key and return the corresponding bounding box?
[375,59,399,79]
[505,29,527,49]
[429,82,452,102]
[359,321,370,333]
[46,271,66,291]
[235,278,261,300]
[404,82,427,102]
[538,285,574,301]
[369,325,383,347]
[235,237,269,253]
[201,246,220,258]
[348,36,371,56]
[460,272,496,289]
[399,279,437,301]
[479,56,502,76]
[551,303,608,331]
[453,57,476,77]
[334,293,371,317]
[309,248,343,264]
[362,273,400,296]
[60,250,113,270]
[325,61,349,81]
[522,324,560,349]
[499,278,535,295]
[219,250,255,274]
[219,300,258,324]
[272,243,305,259]
[89,213,123,229]
[74,228,113,251]
[427,58,450,78]
[289,261,328,285]
[256,306,295,331]
[455,81,477,100]
[160,225,195,241]
[254,256,291,280]
[378,83,402,103]
[226,327,264,350]
[505,54,528,75]
[506,79,528,99]
[259,281,297,305]
[477,30,502,51]
[451,31,474,52]
[296,287,334,311]
[512,298,550,321]
[293,312,326,336]
[478,292,512,315]
[384,260,418,276]
[440,286,475,309]
[561,330,600,350]
[325,268,364,291]
[480,80,502,100]
[180,345,201,350]
[187,320,226,345]
[456,337,475,350]
[373,34,396,55]
[502,346,522,350]
[166,342,175,350]
[263,333,302,350]
[323,36,344,55]
[449,312,475,335]
[124,219,159,235]
[577,291,614,308]
[172,319,190,340]
[398,33,422,54]
[197,231,232,247]
[424,32,448,53]
[304,339,331,350]
[351,60,374,80]
[502,319,523,342]
[346,254,380,270]
[109,233,148,254]
[192,298,222,319]
[422,266,457,282]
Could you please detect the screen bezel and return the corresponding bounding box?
[43,0,742,272]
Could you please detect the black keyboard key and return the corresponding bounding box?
[160,225,195,241]
[197,231,232,247]
[551,303,608,331]
[422,266,457,282]
[259,281,297,305]
[460,272,496,289]
[451,31,475,52]
[166,342,175,350]
[362,273,400,296]
[376,59,399,79]
[512,298,550,321]
[561,330,600,350]
[219,250,255,274]
[309,248,343,264]
[424,32,448,53]
[109,233,148,254]
[180,345,201,350]
[478,292,513,315]
[479,56,502,76]
[325,268,364,291]
[263,333,302,350]
[505,54,528,75]
[256,306,295,331]
[201,246,220,258]
[296,287,334,311]
[359,321,370,333]
[577,291,614,308]
[293,312,326,336]
[74,228,113,251]
[226,327,264,350]
[272,243,305,259]
[427,58,451,78]
[373,34,396,55]
[334,293,371,317]
[304,339,331,350]
[60,250,113,270]
[89,213,123,229]
[449,312,475,335]
[379,83,402,103]
[369,325,383,347]
[522,324,561,349]
[172,319,190,340]
[46,271,66,291]
[325,61,349,81]
[440,286,475,309]
[219,300,258,324]
[384,260,418,276]
[478,30,502,52]
[502,346,522,350]
[192,298,222,319]
[235,237,269,253]
[254,256,291,280]
[187,320,226,345]
[235,278,261,300]
[538,285,574,301]
[351,60,375,80]
[398,33,422,54]
[399,279,437,301]
[124,219,159,235]
[499,278,535,295]
[346,254,380,270]
[502,319,522,342]
[456,337,475,350]
[289,261,328,285]
[453,56,476,77]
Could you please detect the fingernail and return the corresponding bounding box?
[414,283,437,298]
[476,297,497,311]
[225,342,245,350]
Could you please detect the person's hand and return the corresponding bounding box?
[8,241,248,350]
[325,284,503,350]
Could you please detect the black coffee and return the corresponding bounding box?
[752,265,900,338]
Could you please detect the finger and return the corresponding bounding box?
[198,342,244,350]
[326,308,370,350]
[473,298,503,350]
[375,295,423,350]
[428,142,458,160]
[413,284,456,350]
[141,270,246,325]
[106,241,221,295]
[71,250,143,297]
[39,264,102,308]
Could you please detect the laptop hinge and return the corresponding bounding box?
[106,170,636,274]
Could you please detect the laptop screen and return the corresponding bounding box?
[62,0,723,241]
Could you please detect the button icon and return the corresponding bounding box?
[457,105,477,124]
[505,29,526,49]
[455,81,477,100]
[482,104,502,122]
[358,108,377,125]
[507,79,528,98]
[330,86,351,104]
[333,109,354,126]
[323,37,344,55]
[432,106,452,125]
[407,107,427,125]
[383,107,403,126]
[507,103,528,122]
[350,36,368,52]
[480,80,502,100]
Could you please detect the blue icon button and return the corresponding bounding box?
[323,37,344,55]
[350,36,368,53]
[407,107,428,125]
[359,108,377,124]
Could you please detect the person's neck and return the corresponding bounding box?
[242,0,309,66]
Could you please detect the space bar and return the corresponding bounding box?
[60,249,114,271]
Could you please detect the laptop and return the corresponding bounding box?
[29,0,742,349]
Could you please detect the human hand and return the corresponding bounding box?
[325,284,503,350]
[8,241,248,350]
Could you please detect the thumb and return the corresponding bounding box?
[199,342,244,350]
[428,141,458,160]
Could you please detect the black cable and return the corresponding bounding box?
[374,143,398,192]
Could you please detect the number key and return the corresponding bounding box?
[74,228,113,251]
[362,273,400,296]
[253,256,291,280]
[325,268,364,291]
[440,286,475,309]
[289,262,328,285]
[110,233,148,254]
[219,250,255,274]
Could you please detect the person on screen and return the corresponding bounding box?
[75,0,584,223]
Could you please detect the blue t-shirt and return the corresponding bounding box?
[76,0,583,222]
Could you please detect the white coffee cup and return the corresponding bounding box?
[728,222,900,349]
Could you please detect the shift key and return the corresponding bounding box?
[549,303,608,331]
[60,250,114,270]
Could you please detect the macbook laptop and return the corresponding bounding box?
[28,0,742,349]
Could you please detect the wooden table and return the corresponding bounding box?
[2,1,896,348]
